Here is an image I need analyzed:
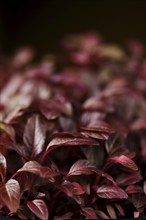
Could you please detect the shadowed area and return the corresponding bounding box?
[0,0,146,55]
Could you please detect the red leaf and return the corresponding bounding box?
[0,153,6,178]
[116,172,142,186]
[61,180,85,196]
[23,114,46,158]
[106,205,117,219]
[40,166,59,183]
[81,130,109,140]
[0,128,14,155]
[67,159,95,177]
[72,195,85,206]
[0,122,15,139]
[125,185,144,194]
[0,179,20,212]
[97,171,117,185]
[96,185,128,199]
[17,161,59,183]
[27,199,49,220]
[81,207,97,219]
[130,119,146,131]
[0,75,24,106]
[4,105,29,123]
[106,155,138,171]
[45,132,99,155]
[80,122,114,134]
[17,161,42,175]
[96,210,110,219]
[67,160,116,185]
[114,203,125,216]
[40,98,72,120]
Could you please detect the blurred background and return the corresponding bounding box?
[0,0,146,56]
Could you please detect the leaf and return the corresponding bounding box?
[125,185,143,194]
[96,210,110,219]
[99,171,117,185]
[4,105,29,123]
[61,180,85,197]
[27,199,49,220]
[40,166,59,182]
[0,128,14,155]
[96,185,128,199]
[106,205,117,219]
[45,132,99,155]
[0,179,20,212]
[81,130,109,140]
[131,194,146,209]
[17,161,59,183]
[67,159,116,186]
[100,44,126,60]
[134,211,140,218]
[17,161,42,175]
[80,115,115,141]
[0,153,6,178]
[106,155,138,171]
[116,172,142,186]
[40,98,72,120]
[0,122,15,139]
[23,114,46,158]
[67,159,95,177]
[114,203,125,216]
[80,123,114,134]
[81,207,97,219]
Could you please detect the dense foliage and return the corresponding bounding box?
[0,33,146,219]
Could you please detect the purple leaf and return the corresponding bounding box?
[106,155,138,171]
[0,153,6,179]
[40,166,59,182]
[0,179,20,212]
[80,122,114,134]
[40,98,72,120]
[116,172,142,186]
[17,161,42,175]
[130,119,146,131]
[17,161,59,183]
[67,159,116,185]
[23,114,47,158]
[27,199,49,220]
[96,185,128,199]
[114,203,125,216]
[67,159,95,177]
[99,171,117,185]
[125,185,144,194]
[81,207,97,219]
[81,130,109,140]
[61,180,85,196]
[45,132,99,155]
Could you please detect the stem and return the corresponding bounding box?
[10,171,19,179]
[40,151,48,162]
[0,173,4,182]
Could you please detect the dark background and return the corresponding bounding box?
[0,0,146,56]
